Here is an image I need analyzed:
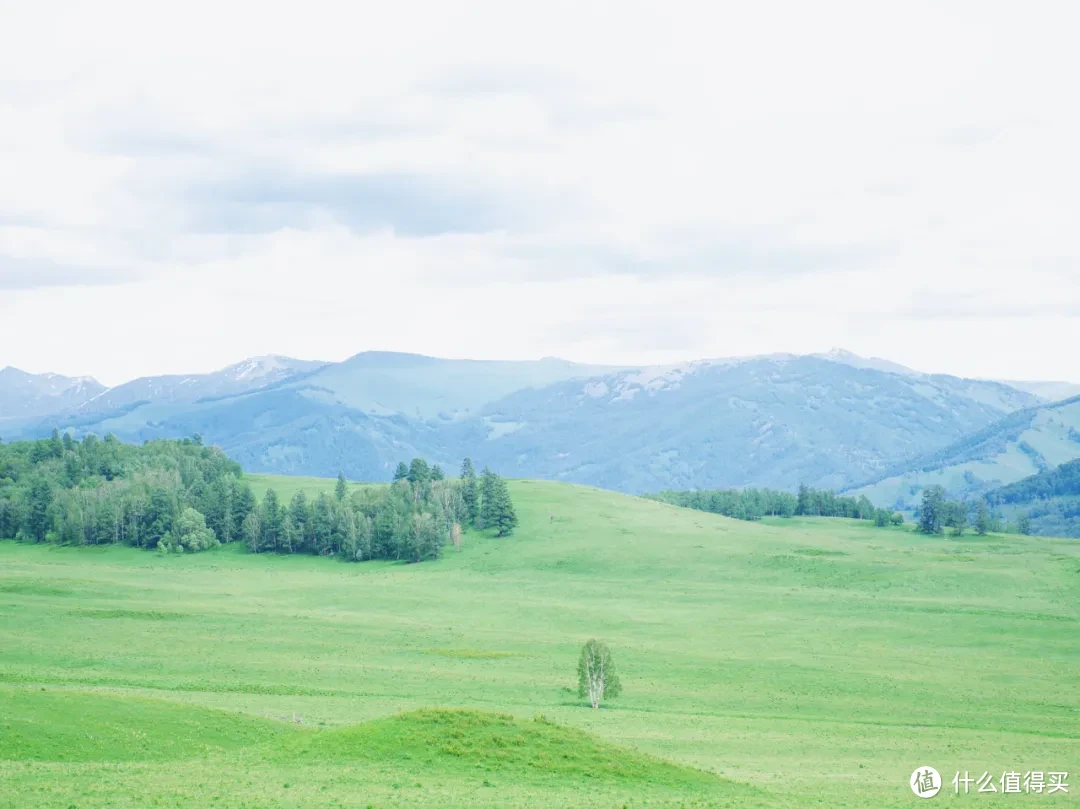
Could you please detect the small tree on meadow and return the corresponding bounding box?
[577,640,622,710]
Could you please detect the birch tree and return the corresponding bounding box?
[577,640,622,709]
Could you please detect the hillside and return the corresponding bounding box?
[1,478,1076,808]
[848,394,1080,511]
[5,351,1046,494]
[983,458,1080,538]
[473,356,1041,492]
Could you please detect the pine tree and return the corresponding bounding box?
[27,478,54,542]
[335,472,348,501]
[479,467,498,529]
[289,491,310,552]
[796,483,811,516]
[460,458,479,525]
[312,493,334,555]
[261,489,283,552]
[974,500,991,536]
[430,464,445,481]
[49,428,64,459]
[393,462,409,482]
[492,479,520,535]
[408,458,431,487]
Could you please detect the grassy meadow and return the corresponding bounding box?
[1,478,1078,808]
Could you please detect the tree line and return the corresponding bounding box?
[645,484,905,527]
[915,485,1031,536]
[0,432,517,561]
[242,458,517,563]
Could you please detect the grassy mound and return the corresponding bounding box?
[296,708,717,786]
[0,687,289,762]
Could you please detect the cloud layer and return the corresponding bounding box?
[1,0,1078,385]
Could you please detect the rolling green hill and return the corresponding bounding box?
[1,478,1076,808]
[848,395,1080,512]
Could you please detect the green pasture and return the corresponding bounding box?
[1,479,1077,807]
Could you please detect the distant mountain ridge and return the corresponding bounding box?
[0,366,106,422]
[3,349,1062,496]
[75,355,328,414]
[470,355,1042,492]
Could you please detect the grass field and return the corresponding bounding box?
[1,478,1078,808]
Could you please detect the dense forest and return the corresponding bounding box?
[986,458,1080,504]
[0,432,516,562]
[980,460,1080,538]
[645,484,904,526]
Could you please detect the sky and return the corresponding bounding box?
[1,1,1078,387]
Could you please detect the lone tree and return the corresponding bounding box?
[577,639,622,710]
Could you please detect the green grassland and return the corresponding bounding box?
[245,472,380,500]
[1,479,1078,808]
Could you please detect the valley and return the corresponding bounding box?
[2,478,1076,807]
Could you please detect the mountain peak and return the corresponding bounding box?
[810,349,919,377]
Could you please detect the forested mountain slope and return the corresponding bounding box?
[848,395,1080,510]
[981,457,1080,538]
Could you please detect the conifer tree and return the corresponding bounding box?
[487,475,518,537]
[393,462,409,482]
[460,457,479,525]
[335,471,348,501]
[408,458,431,487]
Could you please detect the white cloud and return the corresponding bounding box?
[1,0,1078,385]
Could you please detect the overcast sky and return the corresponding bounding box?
[1,1,1078,386]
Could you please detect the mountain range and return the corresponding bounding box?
[2,349,1079,514]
